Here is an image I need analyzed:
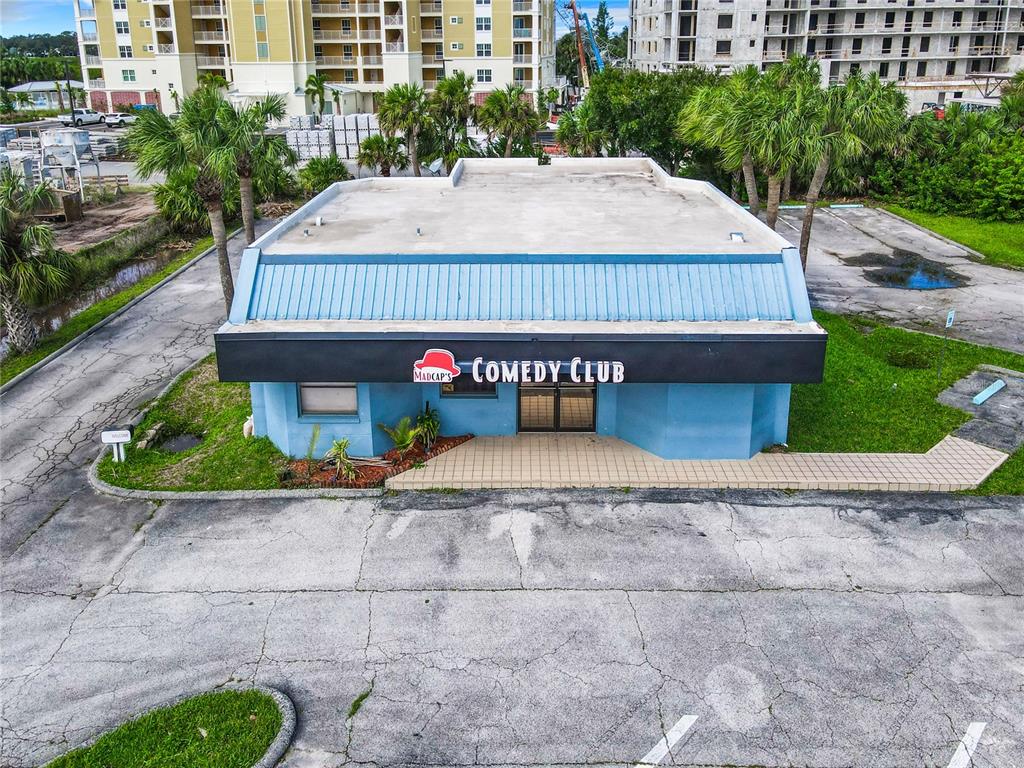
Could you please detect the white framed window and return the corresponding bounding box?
[298,384,358,415]
[476,0,491,5]
[475,16,491,30]
[143,43,154,51]
[118,44,133,57]
[140,19,152,27]
[476,42,491,56]
[115,20,130,34]
[476,68,492,82]
[450,41,463,49]
[449,15,462,23]
[257,41,269,59]
[122,69,136,81]
[113,0,127,8]
[254,14,267,31]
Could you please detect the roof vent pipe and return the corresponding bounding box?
[315,216,323,227]
[730,231,745,243]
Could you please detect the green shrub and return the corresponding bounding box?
[378,416,420,458]
[298,155,352,197]
[417,402,441,451]
[154,167,240,233]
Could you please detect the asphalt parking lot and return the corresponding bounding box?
[3,488,1022,767]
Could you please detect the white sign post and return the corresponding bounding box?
[938,309,955,381]
[101,427,133,463]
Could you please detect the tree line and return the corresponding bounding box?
[1,54,81,89]
[2,32,79,58]
[557,59,1024,269]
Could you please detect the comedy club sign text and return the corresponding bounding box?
[471,357,625,384]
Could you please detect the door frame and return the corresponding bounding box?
[517,382,597,433]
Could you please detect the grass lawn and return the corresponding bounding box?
[883,205,1024,270]
[790,311,1024,494]
[97,356,288,491]
[43,690,280,768]
[0,235,214,386]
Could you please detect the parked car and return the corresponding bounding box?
[58,108,104,127]
[102,112,138,127]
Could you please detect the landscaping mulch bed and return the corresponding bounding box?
[283,434,473,489]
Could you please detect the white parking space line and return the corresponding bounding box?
[947,722,987,768]
[634,714,698,766]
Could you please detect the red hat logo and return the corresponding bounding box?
[413,349,461,383]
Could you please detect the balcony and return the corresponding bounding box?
[358,3,381,12]
[384,13,403,25]
[361,28,381,38]
[154,17,173,28]
[81,31,98,42]
[194,29,228,41]
[84,54,102,65]
[513,1,534,11]
[513,78,531,87]
[191,3,226,16]
[157,43,177,53]
[968,44,1009,55]
[512,27,533,37]
[88,79,106,88]
[422,28,443,40]
[385,41,405,52]
[78,3,96,18]
[196,55,229,66]
[363,54,383,65]
[420,1,442,12]
[513,53,533,63]
[316,54,356,65]
[314,28,356,40]
[311,2,355,13]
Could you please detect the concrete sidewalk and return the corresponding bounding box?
[387,433,1007,491]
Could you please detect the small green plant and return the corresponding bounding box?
[323,438,356,481]
[416,402,441,452]
[378,416,420,459]
[305,424,321,478]
[298,155,352,196]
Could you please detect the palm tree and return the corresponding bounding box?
[378,83,430,176]
[0,171,77,353]
[15,92,32,112]
[0,89,15,116]
[477,84,540,158]
[357,134,408,177]
[215,94,294,244]
[555,99,604,157]
[127,86,238,312]
[796,71,906,269]
[427,70,476,173]
[679,66,763,217]
[1002,69,1024,99]
[198,72,229,90]
[305,73,327,118]
[53,81,64,112]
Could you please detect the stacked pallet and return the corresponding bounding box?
[288,114,317,130]
[330,113,383,160]
[286,127,336,160]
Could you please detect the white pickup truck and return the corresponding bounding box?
[59,108,104,127]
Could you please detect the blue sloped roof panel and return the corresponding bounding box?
[247,260,796,322]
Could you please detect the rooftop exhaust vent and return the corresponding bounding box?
[730,231,745,243]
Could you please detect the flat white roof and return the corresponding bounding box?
[262,158,793,256]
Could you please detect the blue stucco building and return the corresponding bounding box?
[216,158,826,460]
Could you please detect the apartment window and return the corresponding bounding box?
[717,13,733,28]
[112,0,126,8]
[122,69,136,81]
[118,45,133,57]
[476,16,491,30]
[115,20,130,34]
[898,60,907,78]
[298,384,358,415]
[749,39,756,46]
[451,41,463,49]
[878,61,889,76]
[476,68,492,82]
[715,39,731,54]
[854,12,864,28]
[312,18,321,29]
[450,15,462,23]
[476,0,491,4]
[852,37,862,54]
[806,38,816,54]
[476,42,491,56]
[949,35,959,51]
[920,36,929,52]
[952,10,963,26]
[257,42,269,59]
[916,61,927,77]
[751,12,757,20]
[254,15,267,31]
[1017,33,1023,52]
[341,19,351,31]
[884,11,895,27]
[808,13,818,30]
[849,62,860,73]
[881,36,892,53]
[923,10,933,26]
[140,19,152,27]
[946,60,956,75]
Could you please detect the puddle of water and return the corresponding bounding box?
[844,249,965,290]
[159,434,203,453]
[0,248,186,360]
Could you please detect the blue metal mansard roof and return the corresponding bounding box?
[240,255,805,323]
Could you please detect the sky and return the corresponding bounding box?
[1,0,76,36]
[0,0,629,40]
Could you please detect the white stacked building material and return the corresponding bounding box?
[0,128,16,148]
[285,113,388,161]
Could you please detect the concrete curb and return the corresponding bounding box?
[871,206,988,261]
[41,685,294,767]
[0,228,240,397]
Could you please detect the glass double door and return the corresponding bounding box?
[518,383,596,432]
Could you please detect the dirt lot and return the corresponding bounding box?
[52,192,158,252]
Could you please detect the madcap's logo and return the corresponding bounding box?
[413,349,461,383]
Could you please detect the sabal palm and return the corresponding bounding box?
[214,94,294,244]
[679,65,763,216]
[304,73,327,117]
[0,171,77,353]
[357,134,408,177]
[378,83,430,176]
[427,71,476,173]
[127,86,238,312]
[477,84,540,158]
[556,100,604,157]
[797,70,906,267]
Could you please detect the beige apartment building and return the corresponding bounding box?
[74,0,556,115]
[628,0,1024,111]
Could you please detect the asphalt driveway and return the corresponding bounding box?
[3,488,1023,767]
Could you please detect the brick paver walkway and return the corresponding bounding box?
[387,434,1008,492]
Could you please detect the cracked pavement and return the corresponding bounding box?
[787,207,1024,354]
[1,209,1023,767]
